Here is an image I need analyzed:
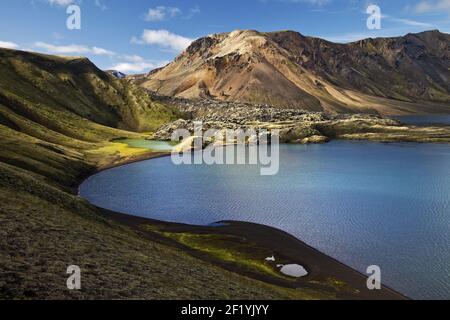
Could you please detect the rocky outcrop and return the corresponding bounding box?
[297,135,330,144]
[151,96,450,145]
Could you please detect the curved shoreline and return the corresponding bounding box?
[78,149,408,300]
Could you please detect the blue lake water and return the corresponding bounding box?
[80,141,450,300]
[394,115,450,126]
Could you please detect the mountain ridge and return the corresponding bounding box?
[0,47,181,135]
[141,29,450,115]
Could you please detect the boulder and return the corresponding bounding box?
[297,135,330,144]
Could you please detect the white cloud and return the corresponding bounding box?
[34,42,116,56]
[0,41,19,49]
[122,54,145,63]
[131,29,193,52]
[390,18,435,28]
[382,14,435,28]
[30,41,167,74]
[43,0,106,9]
[52,32,65,40]
[34,42,90,54]
[109,62,156,73]
[184,6,201,19]
[109,59,168,74]
[260,0,331,5]
[290,0,330,4]
[413,0,450,13]
[92,46,115,56]
[44,0,75,7]
[144,6,182,22]
[94,0,107,10]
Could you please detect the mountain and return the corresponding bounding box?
[0,48,180,135]
[141,29,450,115]
[106,70,127,79]
[0,47,182,191]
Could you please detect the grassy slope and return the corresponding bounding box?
[0,48,341,299]
[0,49,181,133]
[0,162,320,299]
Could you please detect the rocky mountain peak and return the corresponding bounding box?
[141,29,450,115]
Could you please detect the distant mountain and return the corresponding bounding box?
[106,70,127,79]
[141,29,450,115]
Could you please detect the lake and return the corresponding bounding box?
[394,115,450,126]
[80,140,450,300]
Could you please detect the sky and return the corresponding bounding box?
[0,0,449,74]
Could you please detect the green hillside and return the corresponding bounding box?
[0,48,180,134]
[0,48,183,189]
[0,48,328,299]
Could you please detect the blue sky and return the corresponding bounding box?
[0,0,449,73]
